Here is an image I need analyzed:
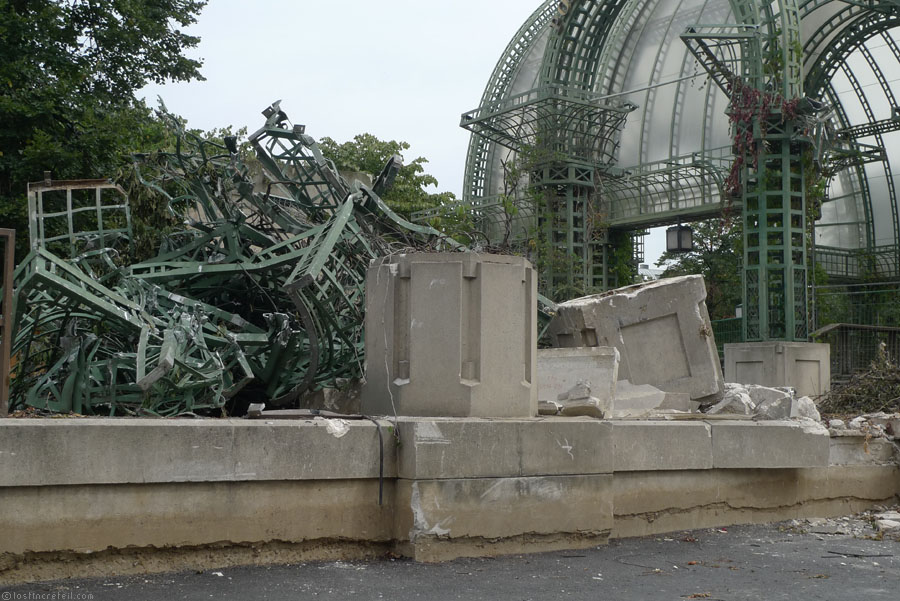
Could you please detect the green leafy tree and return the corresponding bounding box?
[318,133,456,217]
[0,0,207,260]
[656,214,743,320]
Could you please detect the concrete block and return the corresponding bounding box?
[0,419,396,487]
[559,398,608,418]
[537,347,618,405]
[548,275,723,404]
[829,435,898,465]
[538,400,562,415]
[612,421,713,471]
[395,418,613,480]
[0,480,394,556]
[710,421,830,468]
[724,342,831,398]
[362,253,537,417]
[612,381,697,417]
[394,475,613,560]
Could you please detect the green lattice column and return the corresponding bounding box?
[742,123,808,342]
[530,161,610,300]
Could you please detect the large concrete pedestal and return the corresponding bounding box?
[724,341,831,398]
[362,253,537,417]
[547,275,724,404]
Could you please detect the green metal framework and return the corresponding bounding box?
[9,103,463,416]
[452,0,900,340]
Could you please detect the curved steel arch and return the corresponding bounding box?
[455,0,900,337]
[461,1,556,201]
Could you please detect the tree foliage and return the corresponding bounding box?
[0,0,207,259]
[656,214,743,320]
[317,133,456,218]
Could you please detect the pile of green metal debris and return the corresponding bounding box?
[9,102,461,416]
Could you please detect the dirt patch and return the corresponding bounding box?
[0,539,393,586]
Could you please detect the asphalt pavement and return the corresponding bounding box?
[2,521,898,600]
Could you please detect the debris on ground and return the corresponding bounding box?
[786,506,900,541]
[818,342,900,417]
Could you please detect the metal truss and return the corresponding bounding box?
[460,85,637,165]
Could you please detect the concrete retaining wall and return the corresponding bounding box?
[1,417,897,582]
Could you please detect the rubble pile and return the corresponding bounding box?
[542,275,725,418]
[9,102,461,416]
[706,383,822,421]
[818,342,900,417]
[827,412,900,439]
[788,506,900,541]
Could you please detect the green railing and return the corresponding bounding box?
[711,317,743,366]
[811,282,900,380]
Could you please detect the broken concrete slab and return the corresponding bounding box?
[724,342,831,398]
[710,421,830,468]
[537,347,619,406]
[394,418,614,480]
[538,400,562,415]
[554,380,611,418]
[745,384,793,406]
[612,381,697,417]
[559,398,607,418]
[829,435,898,465]
[755,396,797,420]
[547,275,723,404]
[362,253,537,418]
[706,390,754,415]
[612,421,713,471]
[394,474,613,562]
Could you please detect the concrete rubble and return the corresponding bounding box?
[828,412,900,439]
[545,275,724,416]
[537,347,618,407]
[789,506,900,541]
[704,382,823,423]
[556,380,610,418]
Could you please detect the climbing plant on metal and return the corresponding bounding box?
[449,0,900,342]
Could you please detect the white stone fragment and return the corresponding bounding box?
[795,396,821,421]
[707,391,755,415]
[755,396,796,420]
[538,400,562,416]
[849,416,867,430]
[559,398,609,419]
[558,380,593,402]
[745,384,792,406]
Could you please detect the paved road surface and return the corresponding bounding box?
[3,522,898,600]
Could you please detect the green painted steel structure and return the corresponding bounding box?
[454,0,900,341]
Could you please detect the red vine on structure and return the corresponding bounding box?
[724,80,801,198]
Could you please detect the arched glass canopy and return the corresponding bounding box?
[445,0,900,341]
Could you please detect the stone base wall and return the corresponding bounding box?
[1,418,897,584]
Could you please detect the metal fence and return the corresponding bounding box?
[811,323,900,382]
[711,282,900,381]
[810,282,900,381]
[710,316,742,367]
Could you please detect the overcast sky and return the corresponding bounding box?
[140,0,668,264]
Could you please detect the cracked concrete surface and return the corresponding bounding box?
[3,516,896,600]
